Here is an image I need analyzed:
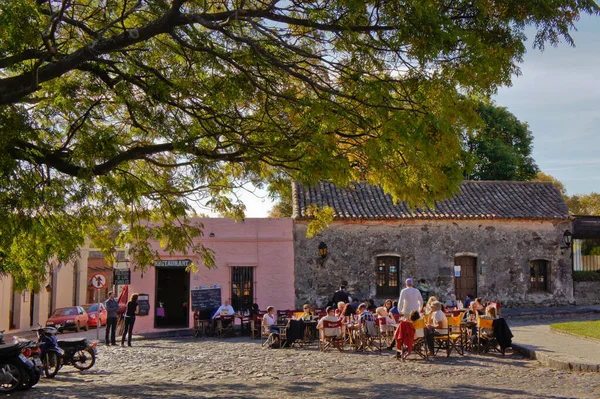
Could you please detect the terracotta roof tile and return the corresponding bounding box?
[292,181,570,221]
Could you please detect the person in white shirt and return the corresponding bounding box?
[445,294,458,309]
[397,278,424,317]
[211,300,235,334]
[425,301,448,355]
[317,306,343,339]
[212,300,235,320]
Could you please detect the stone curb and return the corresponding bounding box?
[512,343,600,373]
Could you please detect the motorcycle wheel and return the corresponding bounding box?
[28,368,41,388]
[43,351,60,379]
[72,347,96,370]
[0,360,24,394]
[20,366,40,390]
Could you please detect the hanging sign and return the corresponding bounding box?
[113,269,131,285]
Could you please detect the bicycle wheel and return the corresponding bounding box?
[43,351,60,378]
[0,360,24,394]
[72,347,95,370]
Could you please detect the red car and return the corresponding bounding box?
[46,306,89,332]
[82,303,107,328]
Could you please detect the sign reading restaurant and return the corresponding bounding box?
[153,259,192,268]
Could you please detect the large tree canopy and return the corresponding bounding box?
[465,101,539,181]
[1,0,598,288]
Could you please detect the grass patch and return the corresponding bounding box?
[550,320,600,340]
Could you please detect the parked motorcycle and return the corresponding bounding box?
[0,342,35,394]
[57,338,97,370]
[33,326,63,378]
[13,338,43,390]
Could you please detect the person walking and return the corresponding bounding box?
[121,293,139,347]
[397,278,423,317]
[105,291,119,345]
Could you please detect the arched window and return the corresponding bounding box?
[376,256,400,298]
[530,260,550,292]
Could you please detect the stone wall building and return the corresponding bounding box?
[292,181,572,308]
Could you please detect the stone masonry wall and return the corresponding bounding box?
[294,219,573,308]
[574,281,600,306]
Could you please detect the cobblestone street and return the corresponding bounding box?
[9,331,600,399]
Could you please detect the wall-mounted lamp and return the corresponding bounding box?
[209,232,215,237]
[561,230,573,255]
[45,284,52,293]
[318,242,328,260]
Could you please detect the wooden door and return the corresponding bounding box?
[453,256,477,301]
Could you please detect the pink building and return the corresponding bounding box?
[128,218,294,334]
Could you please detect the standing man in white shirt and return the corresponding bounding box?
[397,278,423,317]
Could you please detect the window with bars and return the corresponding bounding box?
[376,256,400,297]
[530,260,550,292]
[231,266,254,311]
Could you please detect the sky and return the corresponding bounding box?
[218,14,600,218]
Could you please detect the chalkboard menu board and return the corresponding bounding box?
[191,288,221,311]
[138,293,150,316]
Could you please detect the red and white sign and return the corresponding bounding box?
[91,273,107,290]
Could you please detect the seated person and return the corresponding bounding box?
[445,294,458,309]
[357,303,377,339]
[317,306,343,338]
[375,306,397,332]
[389,300,400,317]
[425,301,448,356]
[248,303,260,318]
[263,306,278,332]
[472,297,485,313]
[212,300,235,319]
[211,300,235,333]
[464,294,475,309]
[367,299,377,312]
[410,310,424,339]
[342,303,355,323]
[462,301,482,322]
[299,304,313,321]
[480,305,497,336]
[424,296,438,314]
[334,301,345,318]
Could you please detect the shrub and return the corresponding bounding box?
[572,270,600,282]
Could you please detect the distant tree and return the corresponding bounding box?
[534,172,600,216]
[466,102,539,181]
[567,193,600,216]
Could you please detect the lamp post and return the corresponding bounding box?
[561,230,573,256]
[318,242,327,262]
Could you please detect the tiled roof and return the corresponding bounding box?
[292,181,570,220]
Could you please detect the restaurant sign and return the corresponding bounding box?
[153,259,192,268]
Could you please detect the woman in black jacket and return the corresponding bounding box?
[121,293,139,347]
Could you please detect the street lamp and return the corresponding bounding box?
[561,230,573,256]
[318,242,328,259]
